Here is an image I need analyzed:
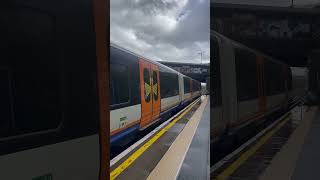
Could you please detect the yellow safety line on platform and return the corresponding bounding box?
[214,113,292,180]
[147,96,208,180]
[110,99,200,180]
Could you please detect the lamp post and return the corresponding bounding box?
[198,51,203,64]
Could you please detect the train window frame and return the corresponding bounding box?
[183,77,191,94]
[235,47,258,101]
[0,65,64,141]
[160,70,179,98]
[144,68,151,102]
[152,70,158,100]
[0,7,65,140]
[0,0,102,156]
[212,36,222,107]
[110,62,131,107]
[265,60,285,96]
[0,66,65,140]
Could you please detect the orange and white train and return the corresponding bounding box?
[110,44,202,146]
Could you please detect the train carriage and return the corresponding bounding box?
[110,44,201,146]
[211,31,307,144]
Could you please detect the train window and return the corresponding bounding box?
[144,68,151,102]
[192,80,196,92]
[235,48,258,101]
[153,71,158,100]
[110,63,130,105]
[212,37,222,107]
[194,81,198,91]
[160,71,179,98]
[0,8,63,136]
[193,81,199,91]
[265,61,285,96]
[184,77,191,94]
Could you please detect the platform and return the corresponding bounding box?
[110,96,210,180]
[211,103,312,180]
[260,106,319,180]
[178,97,210,180]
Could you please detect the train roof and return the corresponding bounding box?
[211,30,288,66]
[110,42,201,83]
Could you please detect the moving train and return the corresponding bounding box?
[211,31,307,144]
[110,44,202,146]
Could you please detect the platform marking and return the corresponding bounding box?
[110,98,200,167]
[211,111,291,173]
[146,96,208,180]
[110,98,201,180]
[213,112,292,180]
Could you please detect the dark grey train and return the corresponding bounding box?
[211,31,307,144]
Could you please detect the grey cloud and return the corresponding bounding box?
[110,0,210,64]
[212,0,320,7]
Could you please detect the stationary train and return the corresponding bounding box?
[211,31,307,144]
[1,0,109,179]
[2,1,201,179]
[110,44,202,146]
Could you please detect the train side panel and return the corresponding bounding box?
[182,76,192,104]
[179,75,184,102]
[220,38,238,134]
[1,1,101,178]
[159,66,181,115]
[110,46,202,145]
[234,46,260,127]
[211,31,301,144]
[110,46,141,143]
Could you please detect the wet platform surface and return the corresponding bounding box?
[292,108,320,179]
[111,97,210,180]
[211,105,307,180]
[178,98,210,180]
[111,108,197,180]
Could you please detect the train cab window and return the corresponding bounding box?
[235,48,258,101]
[184,77,191,94]
[110,63,130,105]
[160,70,179,98]
[212,36,222,107]
[152,71,158,100]
[143,68,151,102]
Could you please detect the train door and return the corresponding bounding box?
[151,64,161,120]
[211,35,226,141]
[139,60,160,129]
[179,75,184,102]
[257,56,267,113]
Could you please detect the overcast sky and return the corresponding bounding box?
[212,0,320,7]
[110,0,210,64]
